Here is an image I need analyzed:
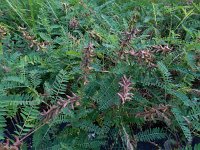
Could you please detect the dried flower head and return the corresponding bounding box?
[81,42,94,84]
[57,93,80,109]
[41,93,80,122]
[139,88,152,99]
[152,45,172,54]
[117,75,133,104]
[18,26,49,51]
[0,25,7,40]
[120,28,140,48]
[119,28,140,58]
[123,45,172,67]
[62,2,70,11]
[69,18,79,29]
[136,104,171,126]
[40,105,59,122]
[0,136,22,150]
[89,30,103,42]
[128,49,156,67]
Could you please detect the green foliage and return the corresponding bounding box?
[0,0,200,149]
[172,108,192,143]
[51,69,69,103]
[136,127,167,142]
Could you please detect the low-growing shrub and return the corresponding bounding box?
[0,0,200,149]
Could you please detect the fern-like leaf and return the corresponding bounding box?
[172,108,192,142]
[136,127,167,142]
